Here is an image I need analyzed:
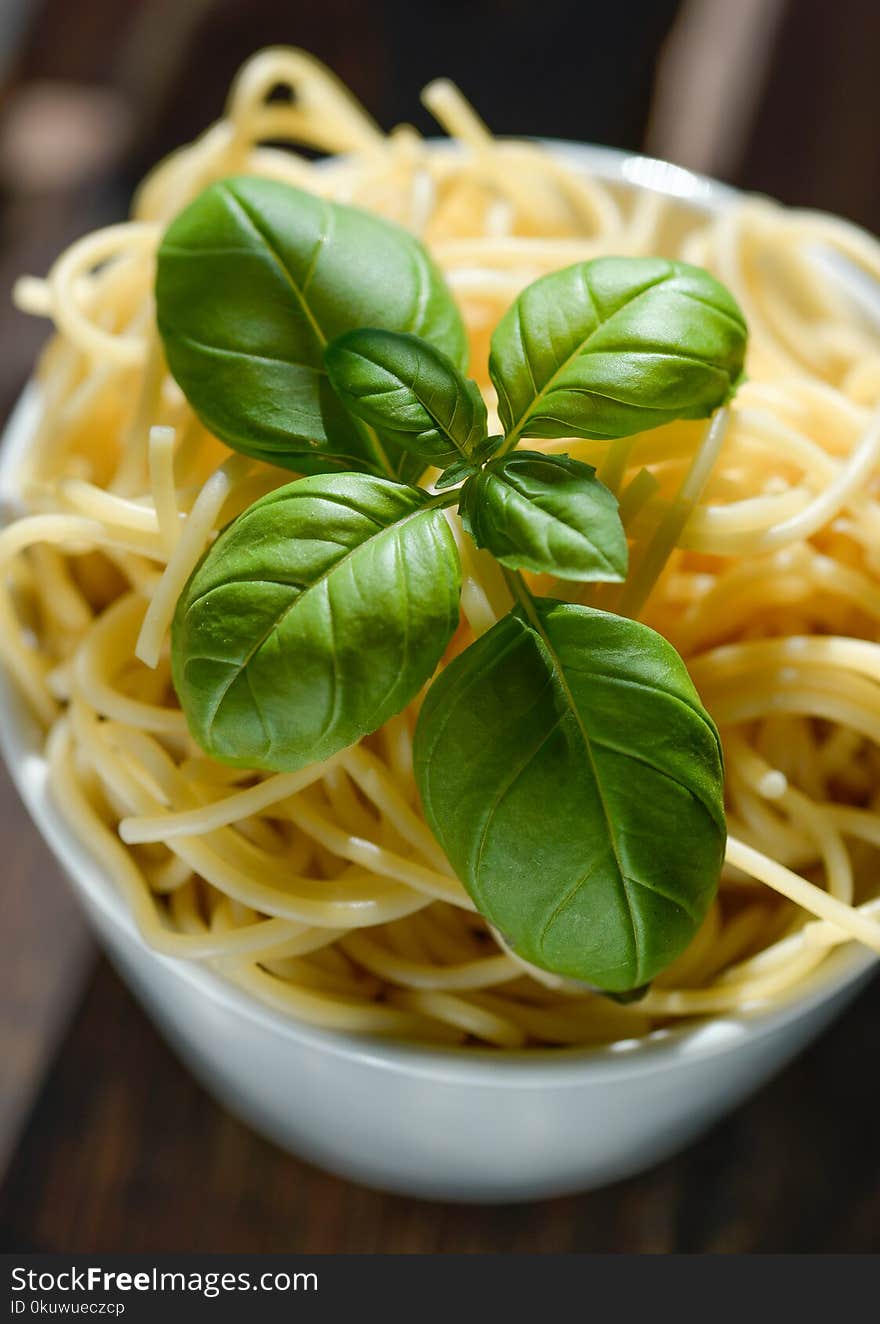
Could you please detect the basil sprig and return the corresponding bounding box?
[161,181,748,994]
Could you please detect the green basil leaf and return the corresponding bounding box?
[324,329,488,468]
[435,460,479,490]
[156,177,468,478]
[459,451,628,581]
[172,473,461,771]
[489,256,747,445]
[414,600,725,991]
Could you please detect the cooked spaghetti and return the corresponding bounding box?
[5,47,880,1047]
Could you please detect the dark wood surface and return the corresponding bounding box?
[0,766,92,1178]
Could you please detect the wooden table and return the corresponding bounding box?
[1,745,879,1253]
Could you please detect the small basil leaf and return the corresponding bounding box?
[324,329,488,468]
[459,451,628,581]
[414,600,725,992]
[172,473,461,772]
[490,256,747,445]
[434,436,507,490]
[435,460,479,490]
[472,435,506,464]
[156,177,468,478]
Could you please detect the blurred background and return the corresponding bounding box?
[1,0,879,1253]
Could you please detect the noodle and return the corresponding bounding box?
[4,47,880,1047]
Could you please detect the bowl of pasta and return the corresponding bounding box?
[1,48,879,1202]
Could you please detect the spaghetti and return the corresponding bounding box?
[4,46,880,1046]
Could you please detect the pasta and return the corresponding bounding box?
[5,46,880,1047]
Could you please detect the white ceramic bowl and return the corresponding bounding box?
[2,145,877,1204]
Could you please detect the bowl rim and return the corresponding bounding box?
[1,139,875,1089]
